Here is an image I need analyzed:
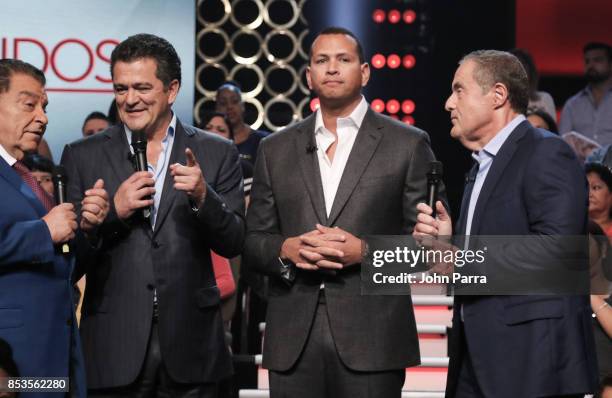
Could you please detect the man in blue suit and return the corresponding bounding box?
[414,50,598,397]
[0,59,108,397]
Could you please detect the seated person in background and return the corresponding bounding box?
[510,48,556,121]
[587,162,612,237]
[203,111,233,140]
[81,111,110,137]
[526,108,558,133]
[599,376,612,398]
[22,153,55,196]
[560,42,612,145]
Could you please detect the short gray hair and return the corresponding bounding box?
[460,50,529,115]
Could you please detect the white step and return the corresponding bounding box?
[239,390,445,398]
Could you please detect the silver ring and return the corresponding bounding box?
[264,0,299,29]
[230,0,264,29]
[196,27,230,63]
[297,29,310,60]
[297,96,312,119]
[195,62,228,97]
[244,97,265,129]
[194,96,217,126]
[298,0,308,26]
[264,64,298,97]
[264,96,298,131]
[263,29,298,64]
[229,64,264,98]
[298,64,310,95]
[197,0,231,28]
[229,28,264,65]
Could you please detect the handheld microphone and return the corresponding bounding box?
[426,161,443,218]
[52,165,70,254]
[130,132,152,220]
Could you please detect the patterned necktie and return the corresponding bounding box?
[13,160,55,212]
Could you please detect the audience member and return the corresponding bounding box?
[560,42,612,145]
[203,111,233,140]
[215,81,268,168]
[510,48,556,120]
[526,108,558,133]
[587,162,612,237]
[107,98,120,125]
[22,153,54,196]
[82,111,110,137]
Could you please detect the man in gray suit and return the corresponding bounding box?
[61,34,245,397]
[244,27,440,397]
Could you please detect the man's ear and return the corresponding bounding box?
[492,82,509,109]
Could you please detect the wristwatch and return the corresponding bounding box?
[278,257,296,286]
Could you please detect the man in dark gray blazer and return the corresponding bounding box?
[244,27,440,397]
[61,34,245,397]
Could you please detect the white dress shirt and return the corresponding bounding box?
[314,96,369,216]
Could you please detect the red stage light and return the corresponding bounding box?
[371,99,385,113]
[387,54,400,69]
[310,98,320,112]
[403,115,415,125]
[388,9,401,24]
[402,54,416,69]
[389,114,399,120]
[371,54,386,69]
[402,99,416,114]
[403,9,417,24]
[372,9,386,23]
[386,99,400,114]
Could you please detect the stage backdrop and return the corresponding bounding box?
[0,0,195,161]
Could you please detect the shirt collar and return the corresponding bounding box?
[124,112,177,147]
[473,115,525,162]
[314,96,368,135]
[0,144,18,167]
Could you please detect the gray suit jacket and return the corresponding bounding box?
[61,121,245,388]
[244,109,438,371]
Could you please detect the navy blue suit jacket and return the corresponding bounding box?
[446,121,598,397]
[0,157,86,397]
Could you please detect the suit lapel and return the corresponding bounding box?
[469,121,530,235]
[327,109,383,226]
[0,157,46,216]
[101,125,136,186]
[295,115,327,224]
[153,121,188,235]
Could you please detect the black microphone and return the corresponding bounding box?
[130,132,151,220]
[306,143,317,154]
[426,161,443,218]
[52,165,70,254]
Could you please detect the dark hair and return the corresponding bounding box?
[0,59,45,94]
[584,42,612,62]
[110,33,181,87]
[461,50,529,115]
[526,109,558,133]
[82,111,109,131]
[509,48,539,100]
[0,337,19,377]
[586,162,612,191]
[309,26,365,64]
[202,111,234,139]
[597,375,612,398]
[22,153,54,173]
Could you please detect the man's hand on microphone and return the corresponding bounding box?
[299,224,362,269]
[413,201,452,238]
[42,203,78,243]
[114,171,155,220]
[80,179,109,232]
[170,148,207,208]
